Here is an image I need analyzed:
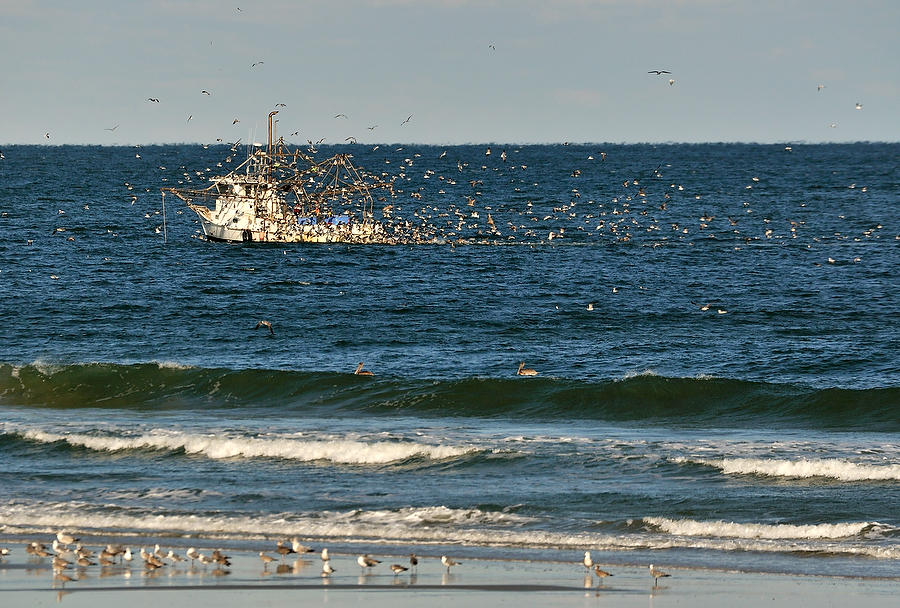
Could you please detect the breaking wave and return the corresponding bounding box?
[12,428,474,465]
[1,501,896,560]
[1,362,897,430]
[643,517,883,540]
[677,457,900,482]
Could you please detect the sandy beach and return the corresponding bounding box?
[1,542,896,608]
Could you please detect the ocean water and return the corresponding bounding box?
[0,142,897,578]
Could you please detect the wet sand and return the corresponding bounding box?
[1,545,897,607]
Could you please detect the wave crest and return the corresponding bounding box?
[644,516,879,540]
[20,429,473,465]
[2,500,895,560]
[679,457,900,481]
[1,362,897,430]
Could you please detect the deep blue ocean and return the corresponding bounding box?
[0,142,897,578]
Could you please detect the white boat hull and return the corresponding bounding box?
[190,204,389,244]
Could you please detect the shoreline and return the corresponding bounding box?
[2,532,898,579]
[2,542,897,607]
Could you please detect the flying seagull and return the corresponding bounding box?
[401,115,413,125]
[648,70,671,75]
[334,113,348,119]
[251,61,264,68]
[147,98,160,103]
[104,124,119,131]
[254,320,274,335]
[201,90,211,95]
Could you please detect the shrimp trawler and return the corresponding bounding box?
[162,111,396,243]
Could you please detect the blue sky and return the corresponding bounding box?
[1,0,897,144]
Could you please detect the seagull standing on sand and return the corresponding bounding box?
[593,564,613,585]
[57,532,79,546]
[259,552,276,570]
[441,555,460,572]
[649,564,671,585]
[322,560,336,576]
[390,564,409,575]
[275,541,296,560]
[582,551,593,570]
[186,547,200,565]
[291,538,314,554]
[409,553,418,571]
[358,554,380,572]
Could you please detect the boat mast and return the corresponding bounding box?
[267,110,278,181]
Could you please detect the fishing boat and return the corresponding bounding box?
[162,111,397,243]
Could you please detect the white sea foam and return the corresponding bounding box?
[325,505,538,527]
[676,456,900,481]
[151,360,195,370]
[101,487,221,502]
[28,359,65,376]
[1,500,896,560]
[620,369,659,380]
[644,516,876,540]
[21,429,474,464]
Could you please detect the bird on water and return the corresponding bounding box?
[517,362,538,376]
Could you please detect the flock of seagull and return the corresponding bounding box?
[0,531,672,590]
[148,129,878,254]
[96,135,880,264]
[582,551,671,588]
[29,61,863,143]
[14,63,880,262]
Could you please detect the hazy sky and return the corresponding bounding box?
[2,0,898,145]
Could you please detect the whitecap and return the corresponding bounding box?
[21,428,474,465]
[1,500,896,560]
[677,456,900,481]
[644,516,878,540]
